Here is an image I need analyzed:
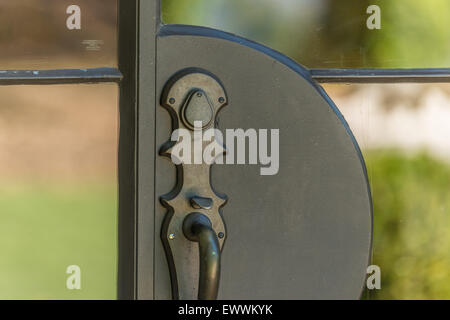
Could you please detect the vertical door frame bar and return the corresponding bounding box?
[118,0,160,300]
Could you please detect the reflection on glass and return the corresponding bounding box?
[0,0,117,69]
[0,84,118,299]
[163,0,450,68]
[324,83,450,299]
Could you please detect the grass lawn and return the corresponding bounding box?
[0,182,117,299]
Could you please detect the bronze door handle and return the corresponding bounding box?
[183,212,221,300]
[183,212,220,300]
[160,70,228,300]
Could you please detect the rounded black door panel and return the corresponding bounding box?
[155,25,372,300]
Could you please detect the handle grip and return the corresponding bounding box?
[183,213,221,300]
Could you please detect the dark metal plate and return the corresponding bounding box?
[154,25,372,300]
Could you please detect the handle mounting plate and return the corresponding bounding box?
[159,68,228,300]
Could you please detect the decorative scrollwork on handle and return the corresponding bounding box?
[159,68,228,300]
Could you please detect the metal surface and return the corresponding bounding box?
[0,68,122,85]
[135,0,159,301]
[181,89,214,129]
[117,0,159,300]
[191,196,214,210]
[159,69,228,300]
[1,66,448,86]
[183,213,221,300]
[155,24,373,299]
[311,68,450,83]
[117,0,138,300]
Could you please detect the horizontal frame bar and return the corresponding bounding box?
[0,67,122,85]
[1,67,449,85]
[310,68,450,83]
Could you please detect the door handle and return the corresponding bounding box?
[183,212,221,300]
[160,69,228,300]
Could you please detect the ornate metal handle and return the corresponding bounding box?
[183,213,221,300]
[160,69,228,300]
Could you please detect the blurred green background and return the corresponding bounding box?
[0,0,449,299]
[365,151,450,299]
[162,0,450,68]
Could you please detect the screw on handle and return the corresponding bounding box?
[183,212,221,300]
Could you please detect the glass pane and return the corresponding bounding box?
[0,84,118,299]
[0,0,117,69]
[324,83,450,299]
[163,0,450,68]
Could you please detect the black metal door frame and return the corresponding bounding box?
[117,0,159,300]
